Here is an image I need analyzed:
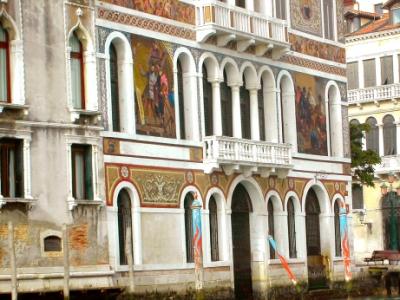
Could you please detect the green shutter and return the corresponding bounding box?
[85,146,93,200]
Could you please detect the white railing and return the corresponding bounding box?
[203,136,292,166]
[197,0,288,43]
[377,155,400,173]
[348,83,400,104]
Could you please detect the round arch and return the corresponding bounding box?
[259,66,278,143]
[198,52,220,80]
[179,185,203,209]
[240,62,259,89]
[265,190,284,212]
[220,57,241,85]
[205,187,226,210]
[284,191,302,212]
[227,175,265,213]
[104,31,135,134]
[109,181,143,267]
[331,193,346,212]
[276,70,297,150]
[325,81,343,157]
[302,180,331,215]
[173,46,196,73]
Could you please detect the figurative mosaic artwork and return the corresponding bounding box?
[133,35,176,138]
[102,0,195,25]
[290,0,322,36]
[294,73,328,155]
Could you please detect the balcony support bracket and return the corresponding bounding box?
[196,28,217,43]
[277,169,289,179]
[256,44,273,56]
[272,47,289,60]
[241,166,257,177]
[217,34,236,47]
[222,164,240,176]
[237,38,255,52]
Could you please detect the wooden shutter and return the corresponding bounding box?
[347,62,359,90]
[363,59,376,88]
[381,56,394,85]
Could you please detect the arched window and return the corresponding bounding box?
[383,115,396,156]
[382,192,400,250]
[350,119,361,146]
[240,76,251,139]
[366,117,379,154]
[70,32,85,110]
[334,201,342,257]
[209,196,219,261]
[287,197,297,258]
[279,74,297,150]
[258,80,265,141]
[203,65,213,136]
[177,60,186,139]
[44,235,62,252]
[221,71,232,137]
[117,189,133,265]
[268,200,275,259]
[184,193,194,263]
[0,25,10,102]
[305,189,321,256]
[110,43,120,132]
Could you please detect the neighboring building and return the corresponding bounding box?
[0,0,350,297]
[345,0,400,264]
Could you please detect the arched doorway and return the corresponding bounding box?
[305,188,327,289]
[231,184,253,299]
[382,191,400,250]
[117,189,133,265]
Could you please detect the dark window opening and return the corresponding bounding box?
[268,200,275,259]
[203,66,213,136]
[365,117,379,154]
[383,114,396,156]
[288,197,297,258]
[177,60,186,139]
[221,71,233,137]
[110,43,120,132]
[0,138,23,198]
[209,196,219,261]
[71,144,93,200]
[240,76,251,140]
[44,235,62,252]
[185,193,194,263]
[70,32,85,110]
[118,189,133,265]
[334,201,342,257]
[0,25,10,103]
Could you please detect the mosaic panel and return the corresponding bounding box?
[290,0,322,36]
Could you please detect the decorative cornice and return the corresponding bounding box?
[346,27,400,43]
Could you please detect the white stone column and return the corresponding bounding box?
[358,59,364,89]
[92,145,100,201]
[211,80,223,136]
[330,103,344,157]
[23,138,32,199]
[118,58,136,135]
[184,72,201,142]
[378,123,384,156]
[393,54,399,84]
[10,40,25,105]
[249,88,260,141]
[227,0,236,6]
[375,57,382,86]
[296,212,307,259]
[274,212,289,257]
[245,0,254,11]
[231,85,242,139]
[282,91,297,152]
[83,51,98,111]
[264,87,278,143]
[259,0,273,16]
[173,70,181,140]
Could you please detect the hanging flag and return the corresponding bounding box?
[267,235,297,285]
[339,201,352,281]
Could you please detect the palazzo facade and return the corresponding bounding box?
[0,0,351,297]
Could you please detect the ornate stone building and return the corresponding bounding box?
[0,0,350,297]
[345,0,400,264]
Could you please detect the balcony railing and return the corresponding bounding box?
[196,1,289,57]
[376,155,400,175]
[348,83,400,104]
[203,136,292,176]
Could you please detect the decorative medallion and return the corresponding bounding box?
[288,178,295,190]
[334,182,340,192]
[186,171,194,184]
[120,166,129,178]
[211,174,219,186]
[269,177,276,189]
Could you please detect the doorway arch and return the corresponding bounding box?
[231,183,253,299]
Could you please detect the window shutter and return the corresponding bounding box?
[352,185,364,210]
[363,59,376,88]
[381,56,394,85]
[347,62,359,90]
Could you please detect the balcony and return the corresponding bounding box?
[203,136,293,177]
[376,155,400,176]
[348,83,400,105]
[196,1,290,58]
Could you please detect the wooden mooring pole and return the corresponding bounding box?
[126,223,135,294]
[63,224,70,300]
[8,221,17,300]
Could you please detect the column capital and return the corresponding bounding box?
[228,81,243,88]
